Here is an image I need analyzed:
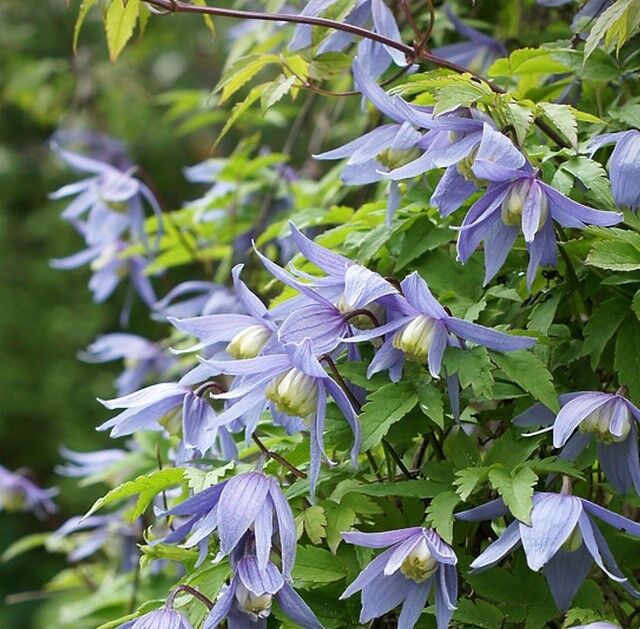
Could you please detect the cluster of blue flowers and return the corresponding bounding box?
[4,1,640,628]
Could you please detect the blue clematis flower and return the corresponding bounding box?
[456,124,621,286]
[159,471,297,573]
[153,281,243,321]
[169,265,277,359]
[253,243,396,356]
[456,492,640,611]
[514,390,640,495]
[0,464,58,518]
[98,382,217,453]
[203,554,322,629]
[289,0,406,79]
[202,337,360,496]
[116,603,193,629]
[587,129,640,211]
[344,271,535,380]
[49,139,162,246]
[340,527,458,629]
[55,446,127,480]
[433,6,507,74]
[80,333,174,396]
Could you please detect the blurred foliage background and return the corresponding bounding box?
[0,1,230,625]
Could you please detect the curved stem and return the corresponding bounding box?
[252,433,307,479]
[343,308,381,328]
[167,584,214,610]
[142,0,569,147]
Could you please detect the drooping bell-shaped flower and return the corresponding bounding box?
[588,129,640,211]
[159,471,297,574]
[203,555,322,629]
[115,602,194,629]
[344,271,535,380]
[514,391,640,495]
[433,6,507,74]
[289,0,406,79]
[456,125,621,286]
[0,464,58,518]
[80,333,174,395]
[202,338,360,496]
[153,281,242,320]
[456,492,640,611]
[169,265,277,358]
[55,446,127,481]
[340,527,458,629]
[49,138,162,246]
[97,382,217,453]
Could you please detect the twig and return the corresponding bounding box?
[252,433,307,479]
[167,584,214,610]
[141,0,569,147]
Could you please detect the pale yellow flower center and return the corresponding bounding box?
[400,539,439,583]
[392,315,436,363]
[265,368,319,418]
[226,324,271,359]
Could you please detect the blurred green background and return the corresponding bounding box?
[0,1,228,625]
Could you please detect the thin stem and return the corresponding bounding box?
[252,433,307,479]
[343,308,381,328]
[382,437,415,479]
[167,584,214,610]
[142,0,567,146]
[128,559,141,613]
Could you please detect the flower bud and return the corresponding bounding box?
[500,179,548,233]
[235,582,273,619]
[399,539,439,583]
[392,315,436,363]
[265,368,319,418]
[226,324,271,359]
[376,147,422,171]
[579,403,632,444]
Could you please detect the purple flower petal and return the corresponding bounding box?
[470,520,521,570]
[275,582,323,629]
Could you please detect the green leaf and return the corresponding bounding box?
[216,54,280,103]
[74,0,98,52]
[586,236,640,271]
[214,83,268,149]
[488,465,538,524]
[484,429,541,470]
[184,462,234,494]
[425,490,460,544]
[104,0,140,62]
[415,380,444,429]
[582,296,629,369]
[444,427,480,469]
[525,457,583,479]
[538,103,577,148]
[454,599,505,629]
[291,546,347,586]
[454,467,489,501]
[433,79,491,115]
[490,350,558,412]
[84,467,185,522]
[359,381,418,451]
[261,74,296,113]
[323,502,356,553]
[614,315,640,401]
[2,533,49,562]
[488,48,571,77]
[303,505,327,545]
[584,0,637,60]
[444,346,494,399]
[561,156,615,210]
[191,0,215,35]
[341,479,445,498]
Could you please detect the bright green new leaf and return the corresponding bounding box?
[488,465,538,525]
[104,0,140,62]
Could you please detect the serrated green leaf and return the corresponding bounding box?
[74,0,98,52]
[454,467,488,501]
[291,546,347,586]
[339,479,445,498]
[538,103,577,148]
[324,502,356,553]
[490,350,558,412]
[416,380,444,429]
[216,54,280,103]
[105,0,140,62]
[561,156,615,210]
[303,505,327,544]
[586,237,640,271]
[454,599,505,628]
[584,0,637,60]
[484,429,541,470]
[583,296,629,369]
[84,467,185,522]
[359,381,418,451]
[214,83,268,149]
[488,465,537,524]
[425,490,460,543]
[525,457,583,479]
[261,74,296,113]
[433,79,490,115]
[444,346,494,399]
[488,48,571,77]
